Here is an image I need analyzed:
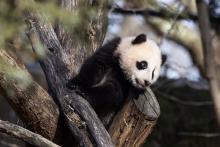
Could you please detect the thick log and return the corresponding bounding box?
[0,120,60,147]
[109,88,160,147]
[0,49,59,140]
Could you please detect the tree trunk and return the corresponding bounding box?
[0,49,59,140]
[196,0,220,127]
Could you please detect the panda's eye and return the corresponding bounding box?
[136,61,148,70]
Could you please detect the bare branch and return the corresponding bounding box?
[111,6,197,20]
[196,0,220,126]
[147,17,204,71]
[159,3,184,46]
[0,120,60,147]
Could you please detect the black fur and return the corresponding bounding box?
[162,54,167,65]
[132,33,147,44]
[67,37,143,110]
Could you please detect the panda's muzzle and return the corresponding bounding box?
[135,78,151,89]
[144,80,151,87]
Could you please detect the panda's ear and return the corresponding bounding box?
[162,54,167,65]
[132,33,147,45]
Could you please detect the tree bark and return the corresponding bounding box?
[109,88,160,147]
[196,0,220,127]
[0,120,60,147]
[0,49,59,140]
[26,0,113,146]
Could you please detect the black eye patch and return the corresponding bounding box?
[136,61,148,70]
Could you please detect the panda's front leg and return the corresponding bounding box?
[86,80,124,109]
[66,76,89,99]
[66,77,79,90]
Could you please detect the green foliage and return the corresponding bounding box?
[0,0,100,89]
[0,57,32,90]
[0,0,22,47]
[0,0,97,48]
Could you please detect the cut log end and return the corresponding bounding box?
[108,88,160,147]
[134,87,160,120]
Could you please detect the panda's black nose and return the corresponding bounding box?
[144,80,151,86]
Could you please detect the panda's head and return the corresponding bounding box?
[115,34,163,90]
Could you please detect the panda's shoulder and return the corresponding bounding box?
[96,37,121,53]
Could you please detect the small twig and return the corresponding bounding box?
[111,6,197,20]
[156,91,213,106]
[177,132,220,138]
[0,120,60,147]
[159,3,185,46]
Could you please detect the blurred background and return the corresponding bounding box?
[0,0,220,146]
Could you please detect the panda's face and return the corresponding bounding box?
[115,34,162,90]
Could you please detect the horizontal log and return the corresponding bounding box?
[0,120,60,147]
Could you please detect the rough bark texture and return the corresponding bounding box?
[0,49,59,140]
[26,0,113,146]
[109,88,159,147]
[0,120,60,147]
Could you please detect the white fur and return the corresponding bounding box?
[115,36,162,89]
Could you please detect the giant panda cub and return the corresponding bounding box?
[67,34,163,110]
